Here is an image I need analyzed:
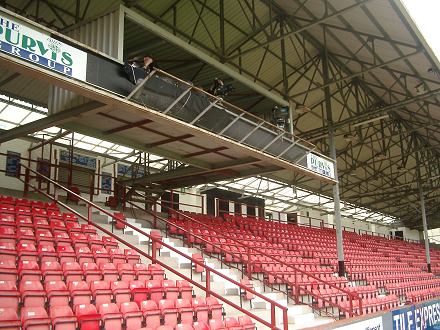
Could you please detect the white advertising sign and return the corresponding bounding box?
[307,153,335,179]
[336,316,383,330]
[0,13,87,81]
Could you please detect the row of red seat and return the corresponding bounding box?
[3,300,255,330]
[406,288,440,303]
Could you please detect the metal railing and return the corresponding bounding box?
[18,163,288,330]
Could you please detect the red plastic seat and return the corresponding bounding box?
[20,280,46,307]
[192,297,209,324]
[240,279,255,302]
[38,243,58,262]
[66,222,82,233]
[0,260,17,281]
[35,229,54,245]
[111,281,131,305]
[176,324,195,330]
[0,212,15,227]
[57,245,76,263]
[102,236,118,249]
[50,219,67,233]
[70,233,88,248]
[109,248,126,264]
[224,317,241,330]
[0,242,16,262]
[134,263,150,281]
[17,220,34,233]
[149,263,165,280]
[46,280,70,306]
[50,305,77,330]
[45,201,59,211]
[17,242,38,261]
[0,196,15,205]
[98,303,123,330]
[124,249,140,264]
[31,200,46,209]
[113,212,125,229]
[92,247,111,265]
[87,234,103,249]
[192,254,205,273]
[69,280,92,307]
[206,296,223,320]
[81,224,97,235]
[21,307,51,330]
[162,279,179,300]
[238,315,255,330]
[140,300,161,329]
[0,204,14,214]
[91,280,112,305]
[41,261,63,281]
[0,280,19,309]
[34,217,50,230]
[209,319,227,330]
[177,280,193,300]
[146,279,164,303]
[15,204,31,215]
[75,304,101,330]
[193,321,210,330]
[18,260,41,281]
[47,210,63,219]
[117,263,135,282]
[176,298,194,325]
[63,213,78,223]
[76,246,94,264]
[100,263,119,281]
[130,280,148,306]
[120,301,143,330]
[0,226,15,243]
[159,299,178,328]
[0,307,20,329]
[82,262,102,283]
[63,261,83,282]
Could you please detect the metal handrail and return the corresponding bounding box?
[128,188,361,317]
[19,163,288,329]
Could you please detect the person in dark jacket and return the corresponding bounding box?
[124,56,154,84]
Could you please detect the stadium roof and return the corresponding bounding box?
[1,0,440,228]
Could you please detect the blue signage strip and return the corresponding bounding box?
[60,150,96,170]
[392,301,440,330]
[101,172,112,194]
[117,164,145,178]
[5,151,20,177]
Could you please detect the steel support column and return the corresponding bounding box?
[419,185,431,272]
[322,39,345,276]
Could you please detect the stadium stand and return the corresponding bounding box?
[166,211,440,316]
[0,194,256,330]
